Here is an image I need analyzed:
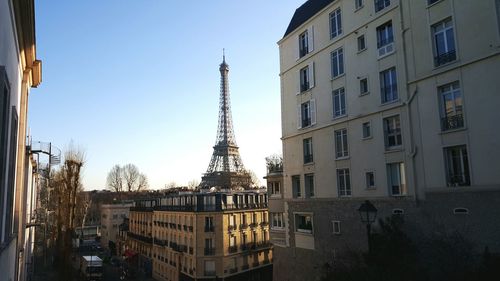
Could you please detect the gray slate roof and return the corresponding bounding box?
[284,0,335,38]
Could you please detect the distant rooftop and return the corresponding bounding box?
[283,0,334,38]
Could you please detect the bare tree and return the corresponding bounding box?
[106,164,123,192]
[187,179,200,189]
[165,181,177,189]
[248,170,262,188]
[136,173,149,191]
[106,163,149,192]
[123,163,140,192]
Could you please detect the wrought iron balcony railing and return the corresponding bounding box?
[204,248,215,256]
[435,50,456,66]
[441,114,464,131]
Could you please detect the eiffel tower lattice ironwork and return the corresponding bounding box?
[200,54,252,190]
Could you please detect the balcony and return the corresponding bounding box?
[252,261,260,267]
[240,244,248,251]
[177,245,187,253]
[189,247,193,255]
[249,223,258,229]
[240,223,248,230]
[204,248,215,256]
[169,242,178,250]
[300,82,310,92]
[205,225,215,232]
[228,225,237,232]
[127,232,152,244]
[154,238,167,246]
[204,270,216,276]
[441,114,464,131]
[241,264,249,271]
[229,268,238,274]
[301,118,311,128]
[435,50,456,66]
[260,221,269,227]
[228,245,238,253]
[188,226,193,232]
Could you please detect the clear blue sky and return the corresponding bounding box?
[30,0,304,190]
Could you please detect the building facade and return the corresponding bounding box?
[276,0,500,280]
[0,0,42,281]
[100,202,134,253]
[127,191,272,281]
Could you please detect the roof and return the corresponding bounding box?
[283,0,335,38]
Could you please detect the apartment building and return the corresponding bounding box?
[275,0,500,279]
[127,190,272,281]
[0,0,42,281]
[100,202,134,252]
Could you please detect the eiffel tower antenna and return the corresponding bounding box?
[200,54,252,190]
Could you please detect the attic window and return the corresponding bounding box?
[392,208,404,215]
[453,208,469,215]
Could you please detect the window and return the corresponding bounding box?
[380,67,398,103]
[204,260,216,276]
[298,27,314,58]
[332,221,341,234]
[229,215,236,228]
[303,138,313,163]
[496,0,500,37]
[428,0,441,5]
[444,145,470,186]
[387,162,406,196]
[362,122,371,139]
[229,235,236,247]
[331,48,344,78]
[439,82,464,131]
[377,21,394,57]
[330,8,342,39]
[299,30,309,58]
[384,115,402,148]
[271,213,284,229]
[295,213,313,234]
[366,171,375,189]
[269,181,281,196]
[205,238,215,256]
[433,19,456,66]
[334,129,349,158]
[204,217,214,232]
[0,67,12,242]
[355,0,364,10]
[357,35,366,51]
[332,88,346,118]
[299,100,316,128]
[337,169,351,197]
[374,0,390,13]
[360,78,369,95]
[300,66,310,92]
[305,173,314,198]
[292,175,301,198]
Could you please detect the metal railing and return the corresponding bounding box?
[435,50,456,66]
[204,248,215,256]
[228,245,238,253]
[204,225,214,232]
[441,114,464,131]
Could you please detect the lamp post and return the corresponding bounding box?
[358,200,377,253]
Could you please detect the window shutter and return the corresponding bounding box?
[297,105,302,129]
[296,69,301,95]
[308,26,314,52]
[296,35,300,61]
[310,99,316,125]
[309,62,315,88]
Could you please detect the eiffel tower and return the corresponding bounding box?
[200,54,252,190]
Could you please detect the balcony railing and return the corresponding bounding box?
[301,118,311,128]
[447,174,470,187]
[176,244,187,253]
[260,221,269,227]
[300,82,310,92]
[228,246,238,253]
[435,50,456,66]
[204,225,214,232]
[204,248,215,256]
[241,264,249,271]
[228,225,236,232]
[229,268,238,274]
[240,223,248,230]
[249,223,258,229]
[154,238,167,246]
[188,226,193,232]
[441,114,464,131]
[127,232,152,244]
[252,261,260,267]
[204,270,216,276]
[240,244,248,251]
[189,247,193,255]
[183,225,187,231]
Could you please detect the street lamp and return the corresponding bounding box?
[358,200,377,253]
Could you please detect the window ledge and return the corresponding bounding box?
[366,187,376,190]
[332,114,347,120]
[331,73,346,81]
[303,162,315,166]
[380,99,401,106]
[359,91,370,97]
[297,87,313,95]
[354,5,364,13]
[295,230,313,235]
[270,228,285,232]
[378,49,396,60]
[335,156,350,161]
[384,147,403,153]
[440,127,467,135]
[357,47,367,54]
[427,0,444,9]
[433,58,459,70]
[362,136,373,140]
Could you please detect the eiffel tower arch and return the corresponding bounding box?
[200,54,252,190]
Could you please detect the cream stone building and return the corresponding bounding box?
[0,0,42,280]
[100,202,134,252]
[127,191,272,281]
[275,0,500,280]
